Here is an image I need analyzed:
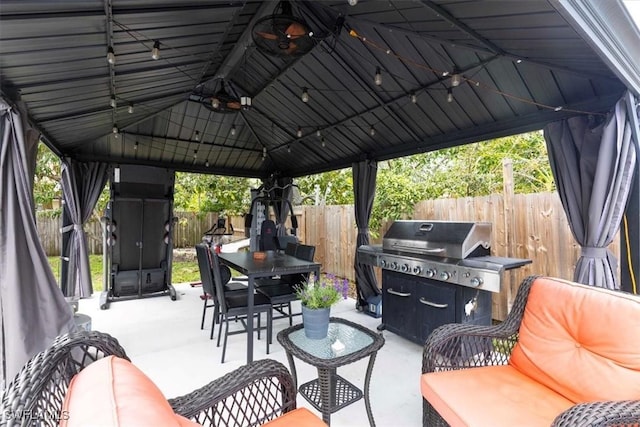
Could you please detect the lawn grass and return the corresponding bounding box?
[47,254,201,293]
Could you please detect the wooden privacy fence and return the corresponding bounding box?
[36,193,619,320]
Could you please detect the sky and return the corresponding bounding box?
[624,0,640,29]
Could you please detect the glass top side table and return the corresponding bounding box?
[277,317,385,426]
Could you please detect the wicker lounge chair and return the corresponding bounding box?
[1,330,315,427]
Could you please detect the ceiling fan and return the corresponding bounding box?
[252,1,315,57]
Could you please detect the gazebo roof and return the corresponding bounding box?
[1,0,639,178]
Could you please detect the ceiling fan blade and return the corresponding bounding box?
[285,22,307,39]
[255,31,278,40]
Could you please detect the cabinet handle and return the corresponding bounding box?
[387,288,411,297]
[419,297,448,308]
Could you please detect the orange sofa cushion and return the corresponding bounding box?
[261,408,327,427]
[510,277,640,403]
[60,355,200,427]
[421,365,574,427]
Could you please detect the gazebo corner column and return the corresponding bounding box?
[621,175,640,294]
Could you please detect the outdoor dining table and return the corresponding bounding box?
[217,250,321,364]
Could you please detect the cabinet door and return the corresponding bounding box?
[416,280,456,344]
[382,271,417,342]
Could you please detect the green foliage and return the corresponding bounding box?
[295,273,349,309]
[174,172,254,215]
[34,143,61,208]
[295,169,353,205]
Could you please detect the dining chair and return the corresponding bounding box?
[194,244,246,338]
[257,244,316,326]
[210,249,273,363]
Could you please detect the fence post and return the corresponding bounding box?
[502,158,516,317]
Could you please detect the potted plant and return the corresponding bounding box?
[295,273,349,339]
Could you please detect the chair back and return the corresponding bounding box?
[296,244,315,262]
[195,244,231,298]
[195,244,216,297]
[284,242,298,256]
[259,219,278,251]
[209,250,230,315]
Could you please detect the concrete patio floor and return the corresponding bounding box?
[78,282,423,427]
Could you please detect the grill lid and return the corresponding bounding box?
[382,220,491,259]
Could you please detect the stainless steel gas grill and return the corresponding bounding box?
[357,220,530,345]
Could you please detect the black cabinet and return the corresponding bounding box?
[382,271,492,345]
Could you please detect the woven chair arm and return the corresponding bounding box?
[1,330,128,427]
[422,322,519,373]
[168,359,296,427]
[552,401,640,426]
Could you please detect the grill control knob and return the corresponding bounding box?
[401,264,409,272]
[470,277,483,287]
[380,259,387,268]
[439,271,450,281]
[425,268,436,278]
[413,266,422,275]
[390,262,399,270]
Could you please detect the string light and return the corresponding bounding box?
[151,40,160,60]
[262,147,267,161]
[447,89,453,103]
[297,127,303,138]
[369,126,376,136]
[112,124,119,134]
[205,160,210,167]
[301,87,310,103]
[107,46,116,65]
[230,125,236,136]
[211,98,220,109]
[194,131,200,141]
[128,104,134,114]
[321,137,326,147]
[287,145,291,153]
[110,96,117,108]
[410,92,417,103]
[374,67,382,86]
[316,128,321,138]
[134,141,138,150]
[193,149,198,160]
[348,0,358,5]
[450,71,462,87]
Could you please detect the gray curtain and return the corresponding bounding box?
[60,158,109,298]
[544,92,638,289]
[0,99,75,388]
[353,160,380,306]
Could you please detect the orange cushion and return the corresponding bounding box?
[261,408,327,427]
[510,277,640,403]
[60,355,200,427]
[421,365,574,427]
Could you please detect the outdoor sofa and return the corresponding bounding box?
[0,330,326,426]
[421,275,640,426]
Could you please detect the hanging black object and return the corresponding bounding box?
[252,1,315,57]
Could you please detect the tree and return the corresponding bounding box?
[174,172,255,215]
[34,142,62,210]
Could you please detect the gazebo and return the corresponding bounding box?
[2,0,640,387]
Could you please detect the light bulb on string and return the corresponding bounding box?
[230,125,236,136]
[297,127,303,138]
[348,0,358,5]
[374,67,382,86]
[321,137,326,147]
[316,128,321,138]
[107,46,116,64]
[451,72,461,87]
[287,145,291,153]
[301,87,309,103]
[128,104,134,114]
[369,126,376,136]
[112,124,119,134]
[211,98,220,109]
[151,40,160,60]
[134,141,138,151]
[110,96,117,108]
[194,131,200,141]
[410,92,417,104]
[205,160,210,167]
[447,89,454,103]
